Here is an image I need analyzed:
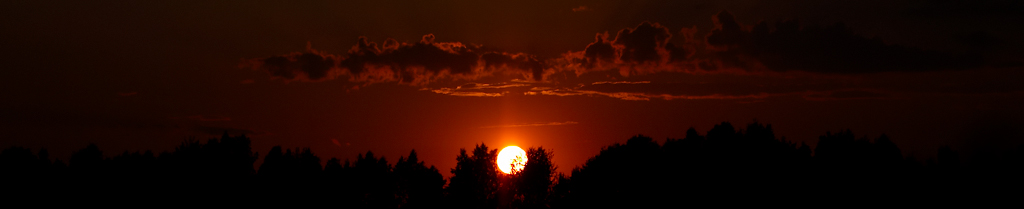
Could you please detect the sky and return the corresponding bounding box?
[2,0,1023,174]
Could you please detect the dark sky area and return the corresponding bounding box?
[2,0,1023,175]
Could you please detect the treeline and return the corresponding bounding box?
[3,122,1023,206]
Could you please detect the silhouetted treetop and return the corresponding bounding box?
[3,122,1022,207]
[448,143,500,209]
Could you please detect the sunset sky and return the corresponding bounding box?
[3,0,1023,174]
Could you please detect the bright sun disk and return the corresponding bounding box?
[497,146,527,174]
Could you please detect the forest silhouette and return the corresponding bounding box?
[3,121,1022,207]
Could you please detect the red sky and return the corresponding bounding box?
[2,0,1023,175]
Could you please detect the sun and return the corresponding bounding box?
[497,146,528,174]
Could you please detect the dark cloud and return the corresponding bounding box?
[249,12,1003,87]
[480,52,544,81]
[705,11,984,73]
[581,33,616,66]
[245,11,1016,102]
[706,11,746,49]
[246,44,341,82]
[548,22,706,83]
[248,34,543,85]
[340,37,384,76]
[578,22,694,67]
[664,42,691,62]
[344,34,479,83]
[613,22,673,64]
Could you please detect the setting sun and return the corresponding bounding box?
[497,146,528,174]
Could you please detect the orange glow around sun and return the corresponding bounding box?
[497,146,527,174]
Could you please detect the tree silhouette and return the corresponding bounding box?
[395,150,446,208]
[563,135,664,208]
[2,122,1022,206]
[158,133,259,185]
[514,147,555,209]
[350,151,397,208]
[1,147,56,180]
[256,145,323,201]
[560,122,821,207]
[447,143,499,209]
[68,143,104,178]
[257,146,321,178]
[936,145,960,169]
[814,130,908,177]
